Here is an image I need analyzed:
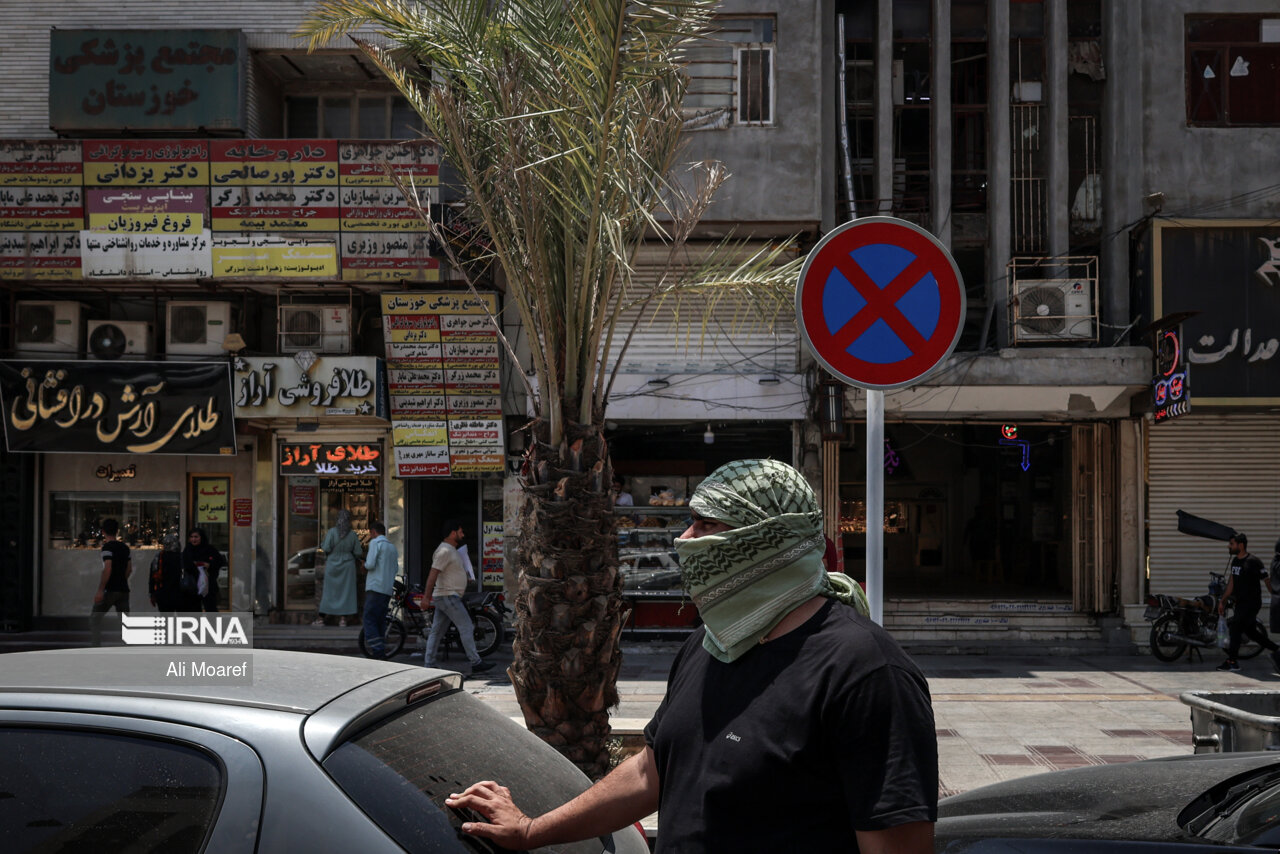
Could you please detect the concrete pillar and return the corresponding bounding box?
[876,0,894,214]
[984,0,1011,348]
[1102,0,1139,335]
[1046,0,1069,266]
[1117,417,1145,607]
[820,0,837,232]
[931,0,952,246]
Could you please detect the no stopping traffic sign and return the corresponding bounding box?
[795,217,965,390]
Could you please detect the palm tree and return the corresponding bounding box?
[301,0,801,779]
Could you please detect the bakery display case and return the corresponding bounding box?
[616,506,689,596]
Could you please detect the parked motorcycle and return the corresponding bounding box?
[1144,571,1266,662]
[358,575,510,659]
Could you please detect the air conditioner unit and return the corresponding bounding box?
[87,320,153,360]
[15,301,83,354]
[281,305,351,354]
[166,301,234,356]
[1011,279,1095,343]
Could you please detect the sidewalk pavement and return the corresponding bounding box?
[4,626,1275,798]
[458,643,1272,797]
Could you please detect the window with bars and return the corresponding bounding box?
[683,17,776,130]
[1186,15,1280,126]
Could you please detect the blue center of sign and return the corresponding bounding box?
[822,243,941,363]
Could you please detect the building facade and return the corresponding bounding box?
[6,1,1265,646]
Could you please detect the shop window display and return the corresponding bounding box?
[49,492,180,550]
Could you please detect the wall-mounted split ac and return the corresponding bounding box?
[15,300,83,354]
[281,305,352,354]
[1011,279,1096,343]
[166,301,234,356]
[87,320,153,360]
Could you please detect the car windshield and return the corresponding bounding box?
[324,688,632,854]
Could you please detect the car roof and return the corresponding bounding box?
[0,648,447,714]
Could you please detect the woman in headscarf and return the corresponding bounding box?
[315,508,362,627]
[182,527,225,612]
[148,532,185,614]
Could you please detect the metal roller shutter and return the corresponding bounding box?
[605,243,798,375]
[1148,414,1280,599]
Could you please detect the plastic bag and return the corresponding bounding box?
[1217,615,1230,649]
[196,565,209,598]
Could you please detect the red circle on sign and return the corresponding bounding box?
[795,217,965,390]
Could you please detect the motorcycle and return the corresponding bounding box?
[1145,509,1269,663]
[359,575,511,660]
[1144,571,1266,662]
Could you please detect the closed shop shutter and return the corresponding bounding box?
[605,243,798,375]
[1148,414,1280,599]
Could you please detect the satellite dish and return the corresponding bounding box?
[89,323,128,360]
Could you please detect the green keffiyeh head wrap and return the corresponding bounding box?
[674,459,869,662]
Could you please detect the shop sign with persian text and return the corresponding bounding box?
[49,30,246,133]
[279,442,381,477]
[381,292,504,477]
[1155,221,1280,403]
[0,360,235,455]
[234,355,385,419]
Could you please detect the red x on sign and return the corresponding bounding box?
[795,217,965,390]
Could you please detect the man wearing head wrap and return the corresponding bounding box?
[446,459,938,854]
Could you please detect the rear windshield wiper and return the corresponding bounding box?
[1183,768,1280,836]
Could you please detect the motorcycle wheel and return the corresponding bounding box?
[1149,614,1188,662]
[358,619,407,659]
[473,612,503,658]
[1237,621,1267,660]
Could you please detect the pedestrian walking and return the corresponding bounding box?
[445,459,935,853]
[89,518,132,646]
[1217,532,1280,672]
[362,521,399,659]
[423,518,494,675]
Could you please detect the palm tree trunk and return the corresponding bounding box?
[510,419,627,780]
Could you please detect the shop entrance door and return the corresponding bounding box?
[408,480,480,589]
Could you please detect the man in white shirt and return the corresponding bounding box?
[424,518,494,674]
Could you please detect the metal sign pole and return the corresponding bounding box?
[866,388,884,625]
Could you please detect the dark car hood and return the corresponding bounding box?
[937,751,1280,849]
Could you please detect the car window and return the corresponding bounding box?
[325,689,635,854]
[0,727,223,853]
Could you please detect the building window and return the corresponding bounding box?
[286,94,426,139]
[1186,15,1280,126]
[683,16,776,130]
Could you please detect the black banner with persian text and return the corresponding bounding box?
[0,360,235,455]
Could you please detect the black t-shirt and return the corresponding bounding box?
[643,600,938,853]
[101,539,131,593]
[1231,554,1267,613]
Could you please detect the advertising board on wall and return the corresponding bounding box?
[381,292,504,477]
[0,360,236,455]
[1154,220,1280,404]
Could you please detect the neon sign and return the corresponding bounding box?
[1153,328,1191,423]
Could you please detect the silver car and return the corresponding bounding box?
[0,648,649,854]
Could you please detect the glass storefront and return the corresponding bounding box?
[839,422,1072,598]
[283,473,380,610]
